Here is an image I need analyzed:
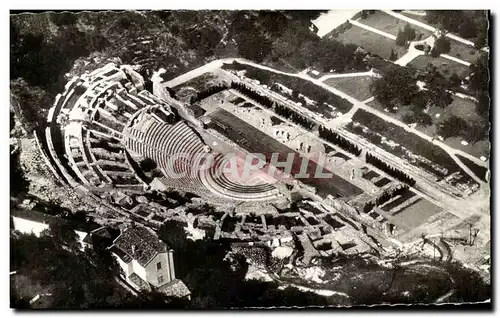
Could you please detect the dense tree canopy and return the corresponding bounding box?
[396,24,416,46]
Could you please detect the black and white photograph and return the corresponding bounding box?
[9,8,491,309]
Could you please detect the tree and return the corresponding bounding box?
[402,112,416,124]
[469,53,489,93]
[474,32,488,49]
[413,110,433,127]
[185,27,223,57]
[10,152,29,196]
[50,12,78,27]
[257,11,289,38]
[395,29,406,46]
[457,16,477,39]
[11,230,126,308]
[10,78,52,133]
[270,37,295,61]
[465,120,489,143]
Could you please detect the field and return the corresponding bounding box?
[399,11,430,25]
[407,55,471,79]
[392,198,443,230]
[335,25,407,60]
[360,11,433,38]
[324,76,374,101]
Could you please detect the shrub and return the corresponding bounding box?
[433,36,451,55]
[414,44,425,51]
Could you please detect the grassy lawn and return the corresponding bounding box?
[399,11,430,25]
[447,40,482,64]
[335,25,407,60]
[263,58,301,74]
[11,274,54,308]
[407,54,471,79]
[324,76,375,101]
[360,11,433,38]
[365,99,414,121]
